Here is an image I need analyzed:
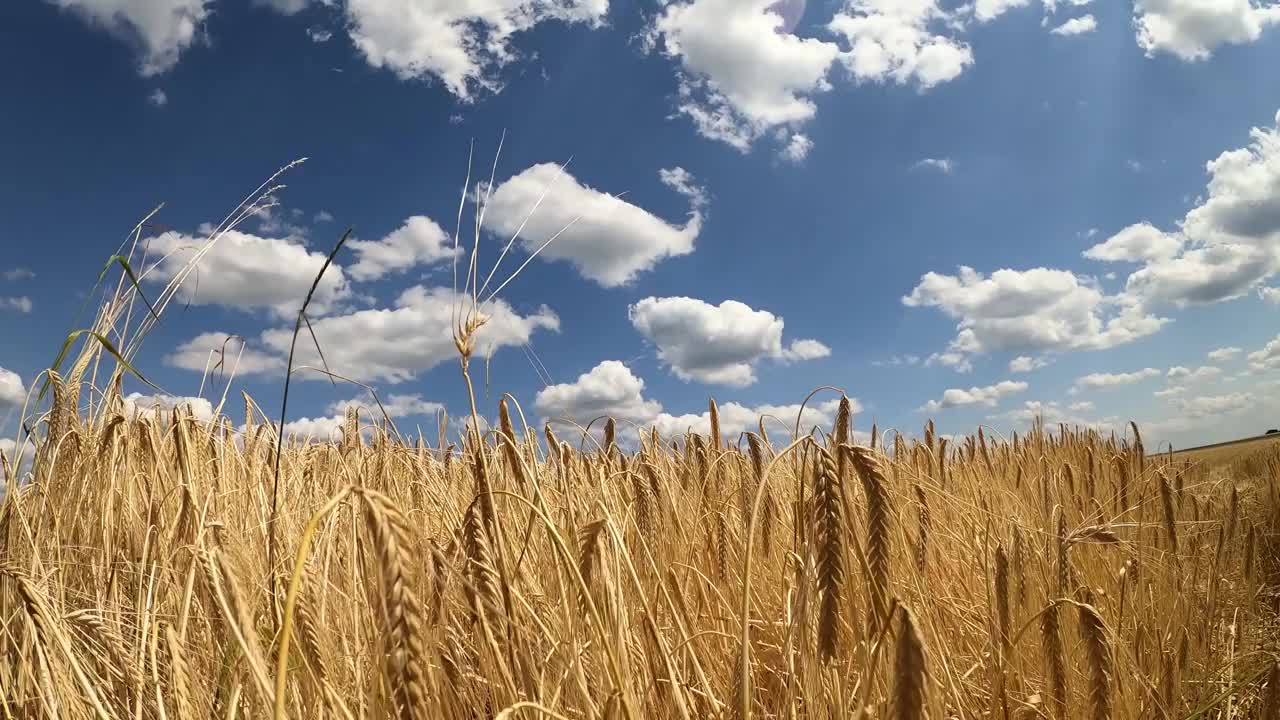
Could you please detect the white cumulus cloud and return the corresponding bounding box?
[166,332,285,377]
[651,0,841,150]
[629,296,830,387]
[1208,346,1242,361]
[1084,223,1183,263]
[1086,112,1280,308]
[1248,333,1280,373]
[651,398,853,440]
[45,0,212,75]
[0,438,36,480]
[830,0,974,91]
[912,157,954,174]
[481,164,705,287]
[347,215,456,281]
[145,229,353,318]
[904,266,1167,366]
[327,393,445,419]
[1049,14,1096,35]
[0,297,33,313]
[781,133,815,163]
[282,415,346,442]
[1166,365,1222,383]
[534,360,665,425]
[123,392,214,422]
[1009,355,1050,372]
[1,368,26,414]
[974,0,1030,22]
[1072,367,1161,392]
[345,0,608,100]
[534,360,859,442]
[650,0,977,153]
[921,380,1028,412]
[925,351,973,373]
[991,399,1113,426]
[1134,0,1280,61]
[260,286,558,384]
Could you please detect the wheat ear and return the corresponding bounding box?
[1078,602,1112,720]
[361,489,429,720]
[894,605,927,720]
[848,446,890,629]
[813,446,844,662]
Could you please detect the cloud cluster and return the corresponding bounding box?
[1086,112,1280,308]
[1248,333,1280,373]
[628,296,829,387]
[649,0,977,154]
[533,360,664,425]
[533,360,858,441]
[912,111,1280,370]
[1145,387,1271,439]
[50,0,609,99]
[990,399,1117,431]
[904,266,1167,367]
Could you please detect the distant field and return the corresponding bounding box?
[1171,431,1280,464]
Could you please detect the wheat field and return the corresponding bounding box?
[3,369,1280,719]
[3,177,1280,719]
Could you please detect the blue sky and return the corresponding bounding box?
[4,0,1280,454]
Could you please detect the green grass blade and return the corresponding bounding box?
[39,329,163,401]
[99,254,161,323]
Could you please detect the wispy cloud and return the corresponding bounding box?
[912,157,954,174]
